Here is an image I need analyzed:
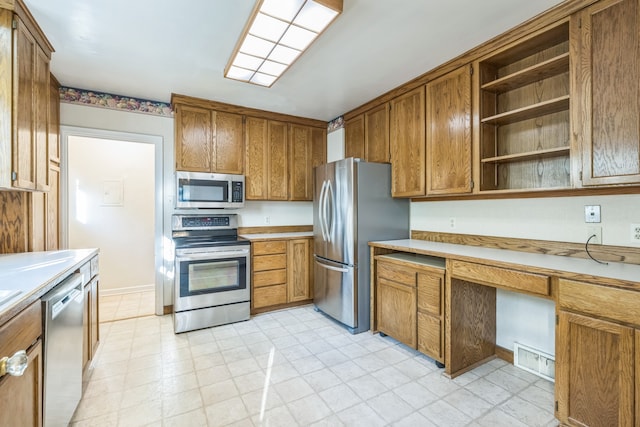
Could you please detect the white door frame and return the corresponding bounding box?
[60,125,164,316]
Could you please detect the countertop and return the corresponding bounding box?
[240,231,313,241]
[0,248,99,324]
[370,239,640,287]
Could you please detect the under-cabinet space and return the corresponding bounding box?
[478,21,571,192]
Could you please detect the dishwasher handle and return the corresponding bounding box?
[43,273,84,320]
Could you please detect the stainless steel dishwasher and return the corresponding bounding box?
[42,271,85,427]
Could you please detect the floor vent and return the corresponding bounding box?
[513,342,555,382]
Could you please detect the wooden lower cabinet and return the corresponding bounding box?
[251,237,313,312]
[377,277,417,347]
[82,266,100,371]
[0,300,43,427]
[556,277,640,426]
[375,253,445,362]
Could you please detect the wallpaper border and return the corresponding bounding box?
[59,86,173,117]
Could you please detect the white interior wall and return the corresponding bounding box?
[68,136,155,293]
[327,128,345,162]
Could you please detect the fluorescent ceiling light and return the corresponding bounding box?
[224,0,342,87]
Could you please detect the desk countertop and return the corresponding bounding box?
[370,239,640,286]
[0,249,98,324]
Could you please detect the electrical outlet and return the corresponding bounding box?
[449,217,456,229]
[587,226,602,244]
[631,224,640,243]
[264,216,270,225]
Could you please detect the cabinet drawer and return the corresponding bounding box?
[450,260,550,297]
[254,254,287,271]
[90,256,99,278]
[253,284,287,308]
[253,269,286,288]
[559,279,640,327]
[0,301,42,358]
[418,311,442,362]
[377,260,417,286]
[253,241,287,255]
[417,272,443,315]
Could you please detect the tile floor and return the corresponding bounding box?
[72,305,559,427]
[99,290,155,322]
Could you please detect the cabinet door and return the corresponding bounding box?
[214,111,244,174]
[365,104,390,163]
[33,46,49,191]
[82,282,90,369]
[575,0,640,186]
[289,124,313,201]
[377,277,417,348]
[390,86,426,197]
[287,239,312,302]
[0,340,42,427]
[289,125,326,201]
[48,75,60,163]
[556,310,634,427]
[45,163,59,250]
[268,120,288,200]
[14,19,37,190]
[174,104,212,172]
[90,278,100,356]
[345,115,365,159]
[245,117,268,200]
[426,65,472,195]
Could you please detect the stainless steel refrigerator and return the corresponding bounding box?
[313,158,409,333]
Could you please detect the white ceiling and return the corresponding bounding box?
[24,0,563,122]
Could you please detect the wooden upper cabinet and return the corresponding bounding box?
[214,111,244,174]
[0,11,53,192]
[13,18,36,190]
[48,75,60,163]
[289,124,326,201]
[426,65,472,195]
[245,117,288,200]
[574,0,640,186]
[345,107,389,163]
[174,104,244,174]
[389,86,426,197]
[365,103,390,163]
[174,104,212,172]
[268,121,288,201]
[245,117,268,199]
[344,114,365,159]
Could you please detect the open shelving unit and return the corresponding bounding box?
[478,21,571,192]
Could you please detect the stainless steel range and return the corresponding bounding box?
[172,214,250,333]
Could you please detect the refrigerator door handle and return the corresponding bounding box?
[326,180,335,243]
[314,259,349,273]
[319,180,328,241]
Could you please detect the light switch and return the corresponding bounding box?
[584,205,601,223]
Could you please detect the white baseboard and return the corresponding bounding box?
[100,284,155,297]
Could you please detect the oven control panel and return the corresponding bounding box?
[182,216,229,228]
[172,214,237,231]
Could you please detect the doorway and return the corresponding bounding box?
[61,127,164,317]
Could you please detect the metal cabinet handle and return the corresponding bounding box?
[0,350,28,378]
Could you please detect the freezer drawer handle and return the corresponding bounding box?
[315,259,349,273]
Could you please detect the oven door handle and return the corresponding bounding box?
[176,250,249,261]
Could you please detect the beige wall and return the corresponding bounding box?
[68,136,155,294]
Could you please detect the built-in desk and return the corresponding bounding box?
[369,238,640,426]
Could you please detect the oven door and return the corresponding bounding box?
[174,246,250,312]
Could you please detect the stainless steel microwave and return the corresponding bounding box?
[176,171,244,209]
